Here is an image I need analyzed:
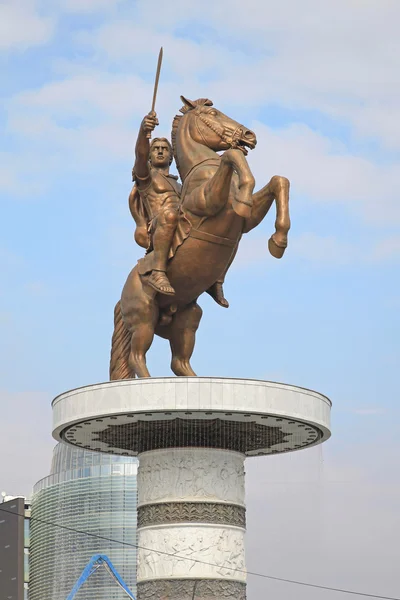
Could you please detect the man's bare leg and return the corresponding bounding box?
[146,203,179,295]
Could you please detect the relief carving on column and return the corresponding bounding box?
[138,449,245,506]
[137,526,246,581]
[138,502,246,528]
[137,579,246,600]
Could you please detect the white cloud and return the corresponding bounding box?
[7,69,183,139]
[5,0,400,209]
[290,233,360,266]
[291,233,400,266]
[0,391,54,496]
[97,0,400,150]
[81,21,246,80]
[234,232,400,269]
[6,82,400,249]
[248,122,400,225]
[2,0,400,263]
[59,0,125,12]
[5,71,188,176]
[8,80,400,219]
[0,0,54,51]
[10,73,151,120]
[5,0,400,151]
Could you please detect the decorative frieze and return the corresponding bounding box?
[138,448,245,506]
[138,502,246,528]
[137,579,246,600]
[137,525,246,582]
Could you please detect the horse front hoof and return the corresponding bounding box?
[268,236,286,259]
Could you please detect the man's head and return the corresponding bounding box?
[149,137,173,168]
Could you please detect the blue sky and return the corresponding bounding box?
[1,1,400,598]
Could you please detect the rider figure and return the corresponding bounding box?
[132,111,181,295]
[131,111,229,305]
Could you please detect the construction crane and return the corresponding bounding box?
[66,553,136,599]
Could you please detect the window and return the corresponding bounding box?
[24,518,30,547]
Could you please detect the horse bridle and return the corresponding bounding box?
[195,109,244,150]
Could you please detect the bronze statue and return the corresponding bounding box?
[109,94,290,379]
[128,113,230,306]
[129,113,181,296]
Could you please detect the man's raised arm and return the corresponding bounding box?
[134,111,159,179]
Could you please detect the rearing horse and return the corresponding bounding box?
[110,96,290,379]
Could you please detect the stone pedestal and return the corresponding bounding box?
[52,377,331,600]
[137,448,246,598]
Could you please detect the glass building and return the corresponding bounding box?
[29,444,138,600]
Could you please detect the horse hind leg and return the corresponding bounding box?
[110,301,135,380]
[126,303,159,378]
[167,302,203,377]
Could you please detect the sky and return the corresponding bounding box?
[1,0,400,598]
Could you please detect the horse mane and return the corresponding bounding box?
[171,98,214,180]
[171,114,183,180]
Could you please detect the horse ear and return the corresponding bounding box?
[180,96,196,112]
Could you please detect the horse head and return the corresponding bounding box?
[178,96,257,156]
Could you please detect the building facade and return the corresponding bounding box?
[0,496,31,600]
[29,444,138,600]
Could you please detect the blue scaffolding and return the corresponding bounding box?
[66,554,136,599]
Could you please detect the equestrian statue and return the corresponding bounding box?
[109,53,290,379]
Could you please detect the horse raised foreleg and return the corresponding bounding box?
[243,175,290,258]
[184,160,234,217]
[184,149,255,219]
[158,302,203,377]
[221,149,255,218]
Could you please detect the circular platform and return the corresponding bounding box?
[52,378,331,457]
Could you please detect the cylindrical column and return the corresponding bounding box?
[52,379,332,598]
[137,447,247,600]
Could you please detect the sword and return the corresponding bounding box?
[146,47,163,139]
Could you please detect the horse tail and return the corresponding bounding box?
[109,300,133,380]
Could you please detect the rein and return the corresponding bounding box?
[195,110,244,150]
[181,108,244,193]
